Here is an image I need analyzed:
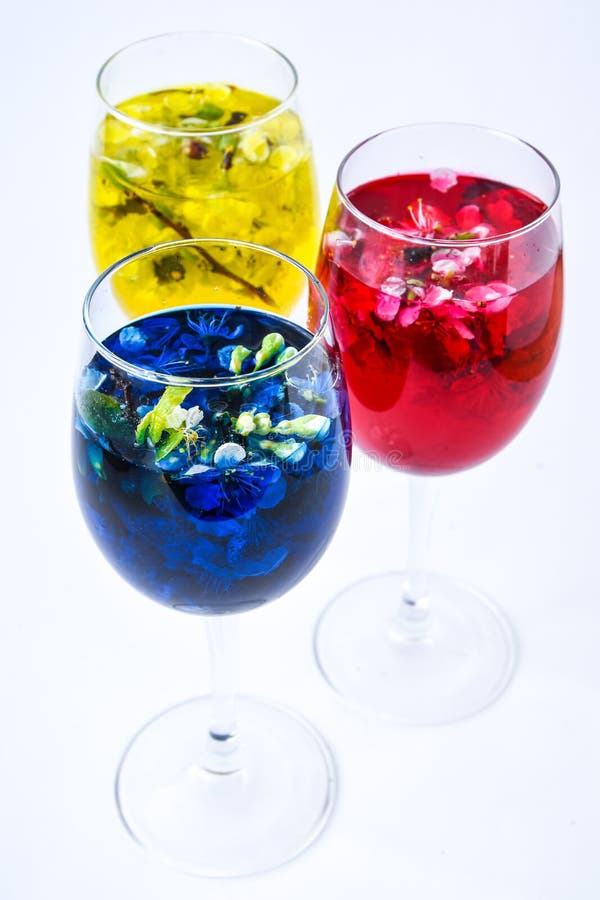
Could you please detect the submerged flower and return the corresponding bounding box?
[165,406,187,430]
[185,406,203,428]
[400,198,453,238]
[172,459,282,521]
[287,369,339,418]
[431,246,482,278]
[398,285,453,327]
[374,277,406,321]
[454,281,516,314]
[186,310,244,341]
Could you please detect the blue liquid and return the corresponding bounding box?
[73,306,350,614]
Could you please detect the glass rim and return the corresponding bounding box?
[96,30,299,138]
[83,238,330,388]
[335,121,561,248]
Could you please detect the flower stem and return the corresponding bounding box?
[104,163,274,304]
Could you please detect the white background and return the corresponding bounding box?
[2,0,598,897]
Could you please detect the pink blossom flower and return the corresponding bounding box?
[374,277,406,321]
[401,198,453,238]
[454,281,516,314]
[430,168,458,193]
[423,285,453,307]
[431,257,461,278]
[398,285,453,327]
[431,246,482,277]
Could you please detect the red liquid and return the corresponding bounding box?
[318,172,562,474]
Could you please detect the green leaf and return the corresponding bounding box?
[254,333,285,370]
[155,429,186,461]
[79,390,134,445]
[101,160,129,189]
[135,409,152,445]
[146,387,192,445]
[101,157,146,182]
[196,103,225,121]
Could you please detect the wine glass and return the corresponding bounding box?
[314,123,562,724]
[72,239,350,876]
[89,32,319,317]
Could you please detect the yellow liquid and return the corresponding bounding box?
[90,84,320,315]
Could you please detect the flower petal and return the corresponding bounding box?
[165,406,187,429]
[185,406,203,428]
[432,258,461,277]
[453,320,475,339]
[398,305,421,327]
[214,442,247,468]
[430,168,458,193]
[487,281,516,297]
[374,291,401,322]
[380,276,406,297]
[462,281,516,313]
[423,285,453,308]
[464,285,492,304]
[470,223,496,239]
[487,294,514,313]
[460,246,482,267]
[455,205,482,231]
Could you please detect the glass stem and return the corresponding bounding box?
[399,476,437,637]
[204,616,241,774]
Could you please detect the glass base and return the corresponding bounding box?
[116,695,335,877]
[314,572,517,725]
